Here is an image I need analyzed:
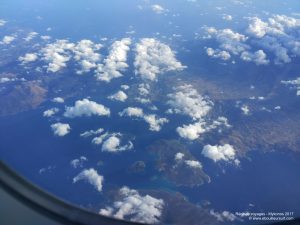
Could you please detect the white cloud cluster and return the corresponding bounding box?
[240,50,269,65]
[0,19,7,26]
[210,210,238,222]
[246,15,300,64]
[73,39,102,74]
[70,156,87,169]
[167,84,212,120]
[51,122,71,136]
[151,4,165,14]
[18,53,38,64]
[281,77,300,96]
[52,97,64,103]
[206,48,231,61]
[80,128,104,138]
[81,128,133,153]
[120,107,168,131]
[134,38,186,81]
[0,77,25,83]
[177,117,230,140]
[64,98,110,118]
[202,144,238,164]
[1,35,15,45]
[108,90,128,102]
[73,168,104,192]
[99,186,164,224]
[43,108,59,117]
[184,160,202,169]
[41,40,75,72]
[102,135,133,153]
[95,38,131,82]
[24,32,38,42]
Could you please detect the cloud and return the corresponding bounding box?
[70,156,87,169]
[210,210,238,222]
[43,108,59,117]
[206,48,231,61]
[0,19,7,26]
[167,84,212,120]
[64,99,110,118]
[204,27,249,55]
[95,38,131,82]
[1,35,15,45]
[18,53,38,64]
[184,160,202,169]
[52,97,64,103]
[80,128,104,138]
[73,39,102,74]
[51,122,71,136]
[73,168,104,192]
[241,105,250,115]
[24,32,38,42]
[101,135,133,153]
[151,4,165,14]
[281,77,300,96]
[202,144,238,164]
[41,40,75,72]
[108,90,128,102]
[240,50,269,65]
[99,186,164,224]
[177,117,230,140]
[174,152,185,161]
[119,107,168,131]
[134,38,186,81]
[222,14,233,21]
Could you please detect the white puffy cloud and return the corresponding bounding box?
[43,108,59,117]
[70,156,87,168]
[1,35,15,45]
[241,105,250,115]
[24,32,38,42]
[210,210,238,222]
[73,168,104,192]
[202,144,238,164]
[246,15,300,64]
[222,14,233,21]
[121,84,130,90]
[95,38,131,82]
[102,135,133,153]
[64,99,110,118]
[108,90,128,102]
[281,77,300,96]
[184,160,202,169]
[177,117,230,140]
[18,53,38,64]
[167,84,212,120]
[80,128,104,138]
[52,97,64,103]
[134,38,186,81]
[99,186,164,224]
[240,50,269,65]
[204,27,249,55]
[174,152,185,161]
[151,4,165,14]
[143,114,169,132]
[119,107,144,117]
[73,39,102,74]
[51,122,71,136]
[0,19,7,26]
[119,107,168,131]
[41,40,75,72]
[206,48,231,61]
